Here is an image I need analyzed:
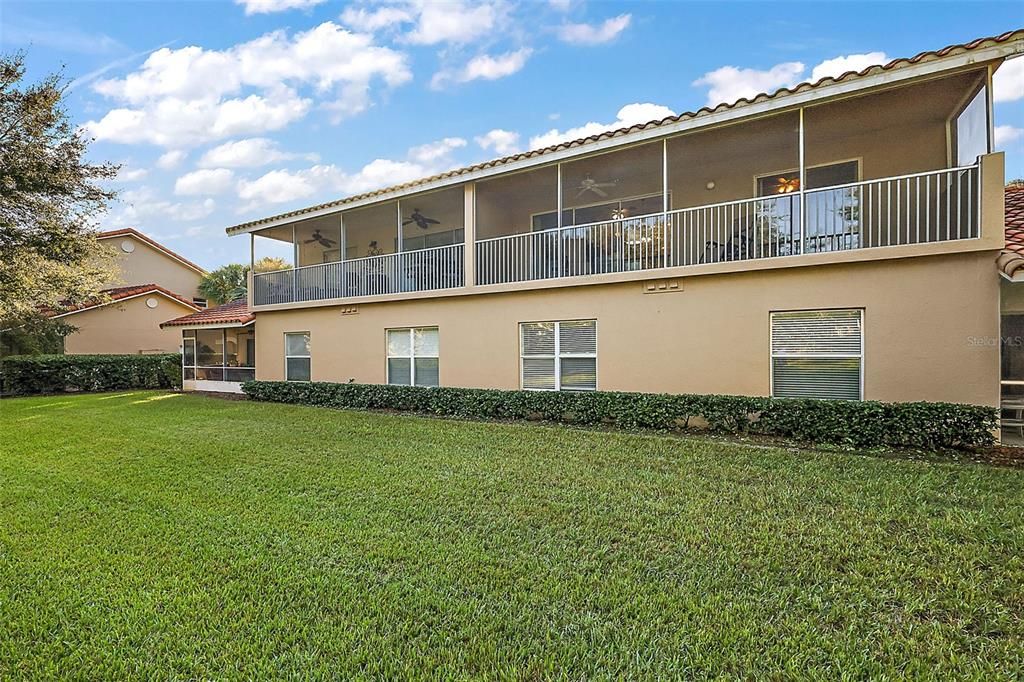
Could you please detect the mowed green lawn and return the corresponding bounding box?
[1,392,1022,679]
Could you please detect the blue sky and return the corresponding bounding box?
[2,0,1022,269]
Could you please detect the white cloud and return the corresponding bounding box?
[810,51,888,82]
[340,5,414,32]
[995,125,1023,148]
[115,165,148,182]
[235,0,326,15]
[529,102,675,150]
[340,158,432,194]
[692,61,804,107]
[237,166,336,205]
[475,128,520,156]
[549,0,572,11]
[995,56,1024,103]
[692,51,891,107]
[86,92,312,146]
[108,187,217,227]
[557,14,631,46]
[156,150,187,169]
[432,48,532,89]
[407,1,502,45]
[236,135,468,210]
[198,137,317,168]
[84,22,412,147]
[408,137,467,164]
[174,168,236,196]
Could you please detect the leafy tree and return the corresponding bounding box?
[0,52,118,320]
[199,263,248,305]
[0,312,76,356]
[254,256,289,272]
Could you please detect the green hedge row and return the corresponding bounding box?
[242,381,998,450]
[1,354,182,396]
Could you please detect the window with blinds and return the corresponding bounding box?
[284,332,311,382]
[520,320,597,391]
[387,327,439,387]
[770,310,862,400]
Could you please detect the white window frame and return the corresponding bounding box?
[284,331,311,382]
[520,319,598,391]
[386,327,440,387]
[769,309,864,400]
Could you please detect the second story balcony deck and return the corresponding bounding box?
[241,58,1008,309]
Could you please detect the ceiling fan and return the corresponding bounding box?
[402,209,441,230]
[575,173,618,199]
[304,229,337,248]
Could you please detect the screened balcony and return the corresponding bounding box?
[252,68,991,305]
[475,69,988,285]
[252,186,465,305]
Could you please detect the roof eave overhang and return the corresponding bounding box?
[225,37,1024,237]
[97,231,208,275]
[50,290,200,320]
[161,319,255,330]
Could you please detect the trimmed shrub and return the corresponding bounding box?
[242,381,998,450]
[0,354,181,396]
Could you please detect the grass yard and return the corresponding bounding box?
[1,391,1022,679]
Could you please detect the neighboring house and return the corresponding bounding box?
[171,31,1018,407]
[53,228,207,354]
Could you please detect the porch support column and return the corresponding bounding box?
[464,182,476,288]
[662,138,669,266]
[396,201,403,253]
[339,214,346,259]
[291,224,297,302]
[986,64,996,153]
[339,212,346,292]
[556,162,563,278]
[248,233,254,308]
[798,107,806,254]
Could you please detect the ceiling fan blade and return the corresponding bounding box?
[575,187,590,198]
[593,182,616,188]
[402,219,414,225]
[304,238,317,243]
[425,217,440,224]
[591,186,608,198]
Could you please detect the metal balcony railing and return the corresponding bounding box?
[253,243,464,305]
[253,166,980,304]
[475,165,980,286]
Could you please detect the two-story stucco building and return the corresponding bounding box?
[168,31,1022,408]
[52,228,207,354]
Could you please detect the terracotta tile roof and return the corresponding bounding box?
[97,228,207,274]
[49,284,201,318]
[225,29,1024,235]
[160,300,254,328]
[998,182,1024,278]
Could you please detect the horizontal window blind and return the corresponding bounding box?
[771,310,862,400]
[559,320,597,355]
[284,332,311,382]
[521,320,596,391]
[388,327,439,387]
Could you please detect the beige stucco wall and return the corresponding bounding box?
[100,235,204,299]
[62,294,196,355]
[252,250,1001,406]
